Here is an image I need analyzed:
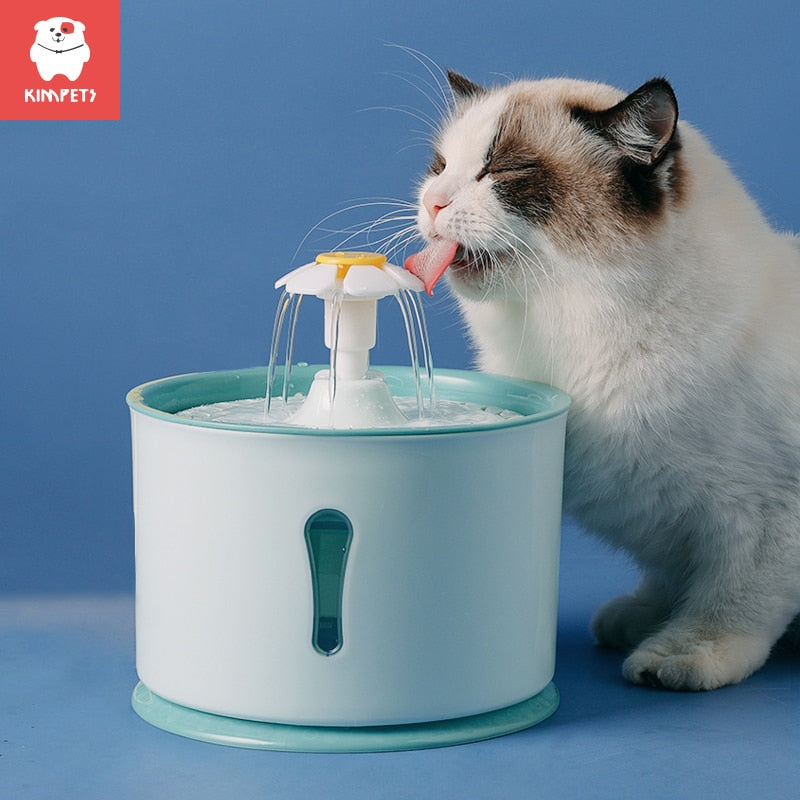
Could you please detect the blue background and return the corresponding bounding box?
[2,0,798,593]
[2,2,799,797]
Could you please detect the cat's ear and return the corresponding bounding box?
[577,78,679,165]
[447,70,486,101]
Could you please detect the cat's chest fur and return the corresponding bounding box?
[460,225,800,540]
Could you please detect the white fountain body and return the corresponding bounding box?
[128,253,570,752]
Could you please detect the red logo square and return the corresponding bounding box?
[0,1,120,120]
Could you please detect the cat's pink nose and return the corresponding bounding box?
[423,190,450,221]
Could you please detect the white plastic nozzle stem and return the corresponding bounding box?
[324,297,377,381]
[272,252,426,428]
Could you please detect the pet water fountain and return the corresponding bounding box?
[127,251,570,752]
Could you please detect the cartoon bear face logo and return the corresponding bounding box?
[30,17,91,82]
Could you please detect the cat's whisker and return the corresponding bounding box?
[379,72,448,120]
[322,208,422,260]
[485,221,561,379]
[360,103,441,135]
[346,226,420,260]
[294,198,421,263]
[330,223,415,256]
[380,226,423,259]
[383,44,451,115]
[493,221,555,289]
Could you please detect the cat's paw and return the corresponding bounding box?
[622,630,771,691]
[591,593,668,651]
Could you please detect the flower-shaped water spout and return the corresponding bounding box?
[277,251,422,300]
[276,252,423,382]
[272,252,427,428]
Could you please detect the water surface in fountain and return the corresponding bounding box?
[178,393,524,428]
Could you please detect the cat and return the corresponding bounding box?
[405,71,800,690]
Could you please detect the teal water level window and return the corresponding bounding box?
[304,509,353,655]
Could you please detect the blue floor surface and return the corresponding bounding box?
[2,519,797,799]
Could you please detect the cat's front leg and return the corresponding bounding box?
[622,625,775,691]
[620,551,799,690]
[591,574,672,651]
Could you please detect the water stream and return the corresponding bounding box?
[264,284,434,426]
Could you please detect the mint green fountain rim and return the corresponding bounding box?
[126,365,570,437]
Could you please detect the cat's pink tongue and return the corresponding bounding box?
[404,239,459,296]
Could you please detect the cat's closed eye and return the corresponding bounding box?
[476,156,541,181]
[491,160,540,174]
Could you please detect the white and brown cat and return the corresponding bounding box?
[406,71,800,690]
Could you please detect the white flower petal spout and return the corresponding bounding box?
[342,264,398,297]
[276,262,339,297]
[271,252,425,429]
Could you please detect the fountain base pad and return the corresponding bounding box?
[131,681,559,753]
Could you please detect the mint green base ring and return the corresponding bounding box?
[131,681,559,753]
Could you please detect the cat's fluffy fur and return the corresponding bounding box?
[413,72,800,690]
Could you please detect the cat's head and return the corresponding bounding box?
[407,72,684,299]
